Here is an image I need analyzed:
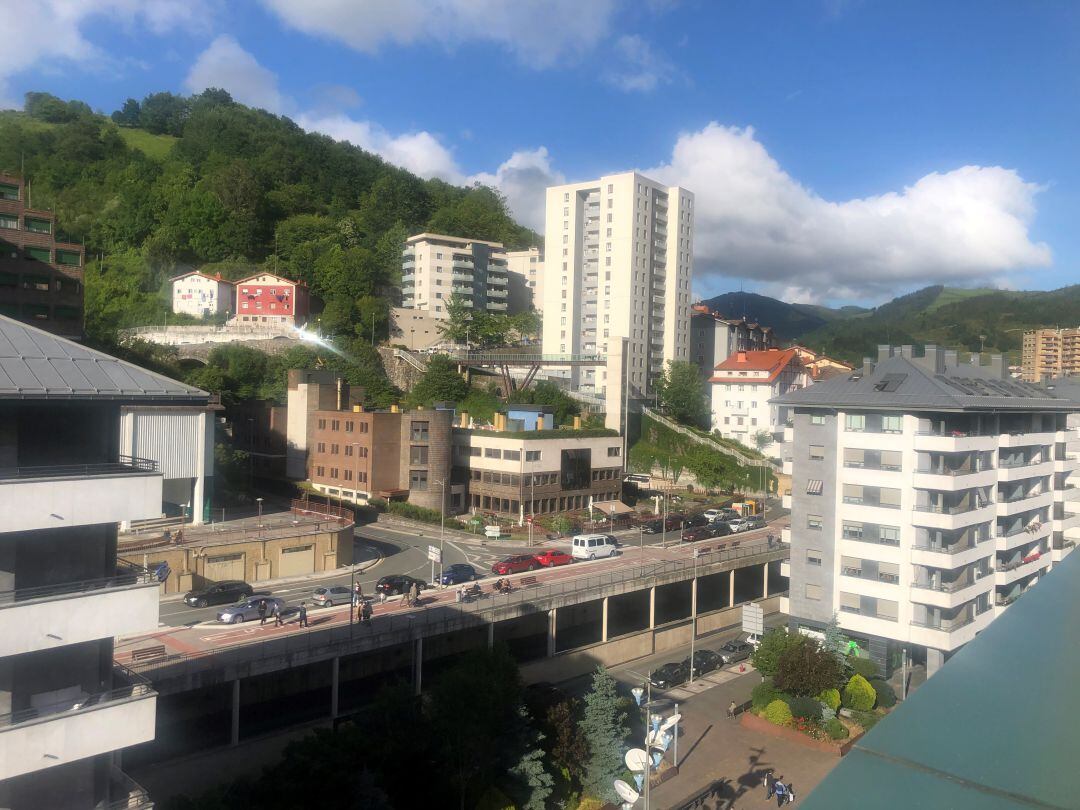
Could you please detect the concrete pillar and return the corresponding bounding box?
[487,622,494,650]
[230,679,240,747]
[648,587,656,629]
[763,563,769,599]
[601,596,610,643]
[927,648,945,678]
[414,638,423,696]
[330,657,340,719]
[729,569,736,608]
[547,608,557,657]
[690,577,698,620]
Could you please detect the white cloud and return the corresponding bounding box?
[645,123,1050,300]
[603,35,677,93]
[260,0,617,67]
[0,0,214,110]
[470,148,564,231]
[184,35,287,113]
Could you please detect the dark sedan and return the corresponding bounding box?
[183,580,253,608]
[441,563,479,585]
[681,526,713,543]
[375,575,427,596]
[649,661,689,690]
[683,514,710,529]
[682,649,723,677]
[492,555,540,575]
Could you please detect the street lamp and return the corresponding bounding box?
[256,497,264,539]
[625,674,681,810]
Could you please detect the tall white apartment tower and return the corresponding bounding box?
[542,173,694,398]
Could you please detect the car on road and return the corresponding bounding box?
[571,534,619,560]
[649,661,689,690]
[441,563,479,585]
[683,514,710,529]
[312,585,354,607]
[709,522,734,538]
[717,639,754,665]
[640,514,686,534]
[534,549,573,567]
[682,649,723,677]
[681,526,713,543]
[492,554,540,575]
[217,596,287,624]
[705,508,739,523]
[728,515,766,533]
[184,580,254,608]
[375,575,427,596]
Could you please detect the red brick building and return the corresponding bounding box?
[0,174,85,338]
[235,272,310,327]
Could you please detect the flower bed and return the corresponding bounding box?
[740,710,864,756]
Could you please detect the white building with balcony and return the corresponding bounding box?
[0,315,209,809]
[401,233,511,320]
[774,344,1080,680]
[170,271,235,319]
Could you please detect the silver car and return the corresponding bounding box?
[217,596,286,624]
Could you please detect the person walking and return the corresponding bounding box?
[764,771,775,800]
[273,602,283,627]
[728,700,737,719]
[774,781,787,807]
[361,599,372,627]
[412,582,421,606]
[258,599,268,626]
[298,602,309,628]
[786,784,796,805]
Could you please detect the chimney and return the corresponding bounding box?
[459,411,469,428]
[353,404,363,413]
[390,404,400,413]
[736,351,747,363]
[573,415,582,430]
[862,358,875,376]
[943,349,958,369]
[914,344,945,375]
[335,377,345,411]
[877,345,892,362]
[900,344,914,359]
[989,354,1005,378]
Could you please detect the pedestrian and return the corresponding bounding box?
[786,784,796,805]
[379,589,387,605]
[356,597,364,624]
[728,700,737,719]
[412,582,421,606]
[361,600,372,627]
[774,781,787,808]
[298,601,309,628]
[273,602,283,627]
[764,771,775,800]
[258,600,268,625]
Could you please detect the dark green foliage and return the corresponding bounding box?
[656,360,710,428]
[506,380,581,424]
[775,635,843,698]
[544,700,589,785]
[825,717,849,740]
[751,678,782,711]
[408,354,469,406]
[581,667,629,803]
[786,695,824,721]
[849,655,880,680]
[750,628,801,678]
[871,678,897,708]
[850,709,881,731]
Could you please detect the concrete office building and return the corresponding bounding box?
[0,315,209,809]
[776,344,1080,678]
[401,233,510,320]
[1021,327,1080,382]
[505,246,543,313]
[542,172,694,398]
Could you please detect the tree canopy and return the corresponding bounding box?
[656,361,710,428]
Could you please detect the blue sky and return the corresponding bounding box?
[5,1,1079,306]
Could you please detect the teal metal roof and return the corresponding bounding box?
[801,548,1080,809]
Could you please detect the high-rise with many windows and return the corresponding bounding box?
[776,344,1080,679]
[542,172,694,397]
[401,233,510,320]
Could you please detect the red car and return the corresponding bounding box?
[492,554,540,575]
[534,549,573,567]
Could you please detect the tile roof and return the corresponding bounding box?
[772,354,1077,412]
[709,348,799,384]
[0,315,209,402]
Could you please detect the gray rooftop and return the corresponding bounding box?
[774,344,1078,412]
[0,316,209,402]
[800,546,1080,810]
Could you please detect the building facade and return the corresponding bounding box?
[235,272,309,327]
[1021,327,1080,382]
[776,345,1080,678]
[170,271,236,319]
[689,305,778,379]
[401,233,510,320]
[710,348,808,449]
[389,306,445,350]
[542,172,694,398]
[0,174,85,339]
[0,315,209,809]
[505,246,543,314]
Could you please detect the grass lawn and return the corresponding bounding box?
[116,127,177,160]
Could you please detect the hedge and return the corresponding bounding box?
[851,709,881,731]
[871,678,897,709]
[842,674,877,711]
[786,695,823,722]
[763,699,793,727]
[817,688,841,712]
[849,656,879,680]
[825,717,849,740]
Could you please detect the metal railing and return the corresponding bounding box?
[105,767,154,810]
[913,501,991,515]
[0,560,153,606]
[0,455,157,480]
[0,664,153,730]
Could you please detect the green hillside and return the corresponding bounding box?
[700,291,831,340]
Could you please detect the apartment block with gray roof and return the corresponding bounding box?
[773,344,1080,678]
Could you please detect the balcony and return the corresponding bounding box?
[486,301,508,311]
[996,489,1053,517]
[998,431,1056,448]
[0,664,157,780]
[1054,454,1080,473]
[912,467,997,491]
[401,273,415,284]
[993,554,1048,586]
[487,274,509,287]
[912,500,995,530]
[402,258,415,269]
[909,608,994,650]
[487,288,508,298]
[910,541,992,569]
[914,432,997,453]
[781,527,791,544]
[451,272,473,282]
[452,259,473,269]
[0,457,162,532]
[106,767,154,810]
[0,561,159,657]
[1054,511,1080,531]
[910,576,992,609]
[995,521,1050,550]
[997,459,1055,482]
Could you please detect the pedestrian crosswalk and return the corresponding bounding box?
[663,662,757,700]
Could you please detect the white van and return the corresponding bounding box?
[571,533,619,561]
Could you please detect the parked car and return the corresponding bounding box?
[217,596,286,624]
[683,514,710,529]
[649,661,689,690]
[312,586,353,607]
[492,554,540,575]
[709,522,734,538]
[717,639,753,665]
[375,575,427,596]
[681,526,713,543]
[184,580,254,608]
[534,549,574,567]
[705,508,739,523]
[571,534,619,560]
[441,563,479,585]
[743,514,767,531]
[682,649,722,677]
[727,517,752,533]
[640,518,664,534]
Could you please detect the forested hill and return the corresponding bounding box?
[699,291,865,341]
[0,90,539,343]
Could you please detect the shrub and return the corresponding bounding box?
[842,674,876,711]
[871,679,897,709]
[849,655,879,680]
[825,717,849,740]
[750,628,801,677]
[851,709,880,731]
[763,699,793,727]
[775,635,843,697]
[367,497,388,512]
[817,688,841,712]
[786,696,823,722]
[751,679,781,711]
[821,705,836,722]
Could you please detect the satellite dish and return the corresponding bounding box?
[661,712,682,732]
[614,780,640,804]
[625,748,648,772]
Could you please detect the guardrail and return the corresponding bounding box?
[0,664,152,729]
[0,455,157,480]
[0,560,153,605]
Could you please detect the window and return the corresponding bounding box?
[811,413,826,425]
[525,450,541,462]
[503,449,521,461]
[607,446,621,457]
[24,217,51,234]
[360,422,369,434]
[0,183,17,201]
[317,442,326,453]
[411,421,429,441]
[345,421,354,433]
[0,214,16,230]
[331,420,340,431]
[807,550,822,566]
[880,525,900,544]
[845,414,865,432]
[839,592,861,613]
[805,583,822,601]
[807,514,823,530]
[484,448,501,459]
[25,247,50,262]
[882,414,903,433]
[843,483,863,504]
[410,470,428,490]
[806,479,823,495]
[410,446,429,464]
[879,487,902,509]
[344,445,353,457]
[809,444,825,460]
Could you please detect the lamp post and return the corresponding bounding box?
[434,479,446,586]
[256,497,264,540]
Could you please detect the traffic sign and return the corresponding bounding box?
[742,602,765,636]
[427,545,442,563]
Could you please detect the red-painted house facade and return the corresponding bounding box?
[235,272,309,327]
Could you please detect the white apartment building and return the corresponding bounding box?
[401,233,510,320]
[541,172,694,398]
[776,344,1080,680]
[690,304,777,379]
[710,348,808,451]
[170,271,235,318]
[0,315,210,809]
[506,247,544,313]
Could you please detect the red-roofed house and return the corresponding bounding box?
[171,270,235,318]
[235,272,310,327]
[709,347,809,449]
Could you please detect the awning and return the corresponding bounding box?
[806,479,823,495]
[593,500,635,516]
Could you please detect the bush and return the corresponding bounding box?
[851,709,880,731]
[871,678,897,709]
[821,705,836,722]
[368,497,388,512]
[751,628,802,678]
[817,688,841,712]
[825,717,849,740]
[763,699,793,727]
[842,674,877,711]
[775,635,843,697]
[786,696,823,722]
[751,679,781,711]
[849,655,879,680]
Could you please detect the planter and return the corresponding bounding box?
[740,709,863,756]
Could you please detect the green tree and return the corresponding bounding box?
[750,628,801,678]
[505,706,554,810]
[409,355,468,406]
[111,98,142,126]
[580,667,629,803]
[842,674,877,711]
[774,635,843,697]
[752,429,773,452]
[506,380,580,425]
[656,360,709,428]
[545,699,589,785]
